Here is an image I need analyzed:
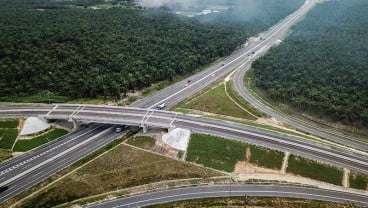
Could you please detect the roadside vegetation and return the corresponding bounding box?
[226,81,267,118]
[21,144,221,207]
[186,134,284,172]
[147,196,349,208]
[13,129,68,152]
[0,119,18,128]
[126,136,156,150]
[0,149,12,163]
[287,155,343,186]
[182,84,257,120]
[178,81,319,142]
[251,0,368,128]
[0,119,19,150]
[0,128,18,150]
[0,119,68,162]
[349,172,368,190]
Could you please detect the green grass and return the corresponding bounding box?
[126,136,156,149]
[0,119,18,128]
[0,91,69,103]
[0,149,13,163]
[248,145,284,170]
[13,129,68,152]
[0,128,18,150]
[186,134,283,172]
[183,84,257,120]
[349,172,368,190]
[287,155,343,186]
[226,81,267,118]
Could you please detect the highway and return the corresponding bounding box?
[132,0,316,110]
[133,0,368,152]
[231,4,368,151]
[1,104,368,176]
[0,123,126,204]
[233,32,368,153]
[89,184,368,207]
[0,0,365,205]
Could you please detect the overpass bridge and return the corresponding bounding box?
[1,104,368,175]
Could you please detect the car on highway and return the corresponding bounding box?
[0,186,8,193]
[185,80,192,87]
[115,127,122,133]
[155,102,168,110]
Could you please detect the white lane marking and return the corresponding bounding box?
[107,188,368,208]
[0,126,100,177]
[0,127,111,187]
[147,1,314,109]
[45,104,58,116]
[0,131,120,203]
[44,108,368,170]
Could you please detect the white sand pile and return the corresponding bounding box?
[162,128,191,151]
[20,117,50,136]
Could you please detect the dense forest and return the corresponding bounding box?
[251,0,368,127]
[0,0,302,101]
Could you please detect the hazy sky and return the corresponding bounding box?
[137,0,227,9]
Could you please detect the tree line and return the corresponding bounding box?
[252,0,368,127]
[0,0,304,101]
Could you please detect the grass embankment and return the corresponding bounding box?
[0,119,18,151]
[21,144,221,208]
[246,69,368,141]
[349,172,368,190]
[287,155,343,186]
[226,81,267,118]
[147,197,349,208]
[126,136,156,149]
[13,129,68,152]
[178,81,319,142]
[0,149,13,162]
[1,91,69,103]
[183,84,257,120]
[186,134,284,172]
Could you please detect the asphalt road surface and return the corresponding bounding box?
[1,0,363,205]
[2,104,368,175]
[89,184,368,208]
[132,0,316,110]
[0,123,126,204]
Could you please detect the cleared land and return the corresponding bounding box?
[186,134,284,172]
[13,129,68,152]
[287,155,343,186]
[349,172,368,190]
[21,144,221,207]
[147,196,348,208]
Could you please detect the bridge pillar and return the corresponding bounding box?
[69,118,79,130]
[142,125,148,134]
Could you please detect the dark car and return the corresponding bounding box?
[0,186,8,193]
